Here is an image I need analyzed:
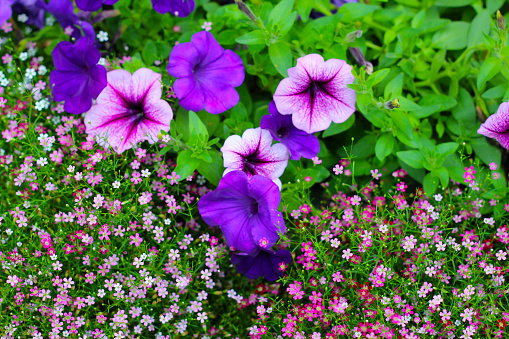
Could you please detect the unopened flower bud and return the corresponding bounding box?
[346,30,363,43]
[497,10,505,31]
[235,0,258,23]
[384,99,400,110]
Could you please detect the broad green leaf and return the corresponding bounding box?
[431,22,470,50]
[390,111,414,141]
[471,137,502,166]
[477,57,502,90]
[236,30,265,45]
[188,111,209,143]
[396,150,425,168]
[384,73,404,98]
[175,150,201,181]
[467,9,491,48]
[338,3,378,21]
[482,84,507,99]
[295,0,314,22]
[197,150,223,186]
[366,68,390,89]
[487,0,505,13]
[269,0,295,27]
[375,133,395,161]
[142,40,157,66]
[269,41,293,77]
[452,87,476,125]
[436,142,458,156]
[423,173,439,196]
[434,0,473,6]
[431,167,449,188]
[322,114,355,137]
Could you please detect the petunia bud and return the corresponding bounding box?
[346,30,363,43]
[235,0,258,24]
[384,99,400,110]
[497,10,505,31]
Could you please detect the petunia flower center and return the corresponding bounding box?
[277,126,289,138]
[249,199,259,215]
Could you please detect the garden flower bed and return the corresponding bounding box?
[1,0,509,338]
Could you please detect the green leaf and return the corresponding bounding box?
[396,150,425,168]
[467,9,491,48]
[482,84,507,99]
[188,110,209,144]
[196,151,213,163]
[390,111,414,141]
[269,0,295,27]
[487,0,505,13]
[159,145,172,156]
[197,150,223,186]
[436,142,458,156]
[431,22,470,50]
[366,68,390,89]
[322,114,355,137]
[477,57,502,90]
[142,40,157,66]
[295,0,314,22]
[268,41,293,77]
[236,30,265,45]
[338,3,378,21]
[375,134,395,161]
[175,150,201,181]
[175,108,190,142]
[423,173,439,196]
[384,73,404,98]
[471,137,502,166]
[434,0,473,6]
[431,167,449,188]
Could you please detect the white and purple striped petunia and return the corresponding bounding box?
[478,102,509,150]
[273,54,356,134]
[84,68,173,154]
[221,128,289,190]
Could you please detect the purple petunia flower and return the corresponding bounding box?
[49,37,107,115]
[1,0,46,28]
[167,31,244,114]
[12,0,46,28]
[260,101,320,161]
[0,0,16,26]
[151,0,195,17]
[198,170,286,256]
[37,0,95,40]
[232,248,292,281]
[332,0,358,7]
[273,54,356,134]
[478,102,509,150]
[75,0,119,12]
[221,127,289,190]
[85,68,173,154]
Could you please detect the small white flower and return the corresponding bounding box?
[67,165,75,173]
[97,31,109,42]
[17,14,28,23]
[98,58,107,66]
[38,65,48,75]
[112,180,121,189]
[45,16,55,26]
[19,52,28,61]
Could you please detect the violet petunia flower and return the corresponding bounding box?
[198,170,286,256]
[232,248,292,281]
[221,128,289,190]
[37,0,95,40]
[167,31,244,114]
[0,0,16,26]
[273,54,356,134]
[12,0,46,28]
[260,101,320,161]
[49,37,107,115]
[332,0,358,7]
[151,0,195,17]
[85,68,173,154]
[478,102,509,150]
[75,0,119,12]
